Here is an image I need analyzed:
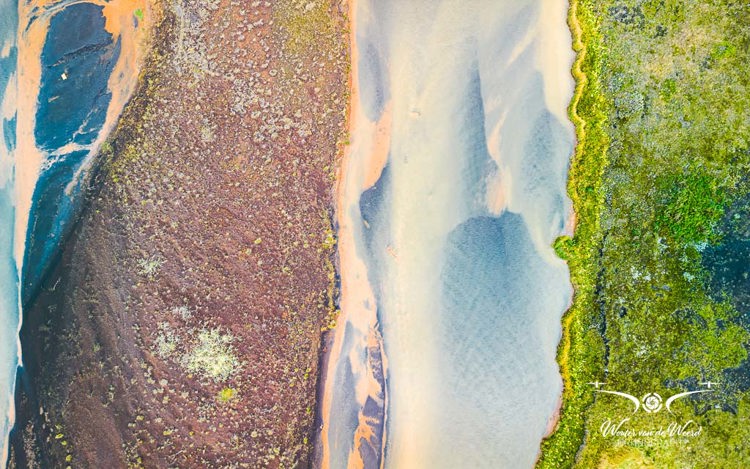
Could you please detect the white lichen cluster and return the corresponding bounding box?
[152,318,240,383]
[182,328,240,382]
[155,322,178,359]
[137,255,164,278]
[172,305,193,321]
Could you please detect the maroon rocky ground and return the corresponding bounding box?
[10,0,349,467]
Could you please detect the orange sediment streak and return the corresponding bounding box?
[317,0,390,467]
[14,0,44,272]
[484,111,511,216]
[345,331,388,469]
[361,102,391,191]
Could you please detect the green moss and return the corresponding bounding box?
[553,235,574,261]
[217,387,238,403]
[655,172,726,245]
[272,1,341,57]
[540,0,750,467]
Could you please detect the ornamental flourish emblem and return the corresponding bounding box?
[588,381,718,414]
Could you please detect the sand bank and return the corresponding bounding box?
[320,0,577,467]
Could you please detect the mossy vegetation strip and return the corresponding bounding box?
[540,0,750,467]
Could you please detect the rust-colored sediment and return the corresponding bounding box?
[318,0,390,467]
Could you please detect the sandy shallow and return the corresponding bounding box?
[318,0,576,468]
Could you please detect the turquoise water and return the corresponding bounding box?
[0,1,125,460]
[23,2,119,301]
[320,1,576,467]
[0,0,20,461]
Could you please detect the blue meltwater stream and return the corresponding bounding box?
[317,1,576,467]
[0,0,147,461]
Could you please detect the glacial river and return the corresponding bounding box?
[0,0,148,461]
[317,0,576,467]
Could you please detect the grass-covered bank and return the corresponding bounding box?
[539,1,610,466]
[541,0,750,467]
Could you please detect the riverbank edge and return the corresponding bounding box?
[537,1,610,467]
[8,2,165,465]
[309,0,353,464]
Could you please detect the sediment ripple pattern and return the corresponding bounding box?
[318,1,576,467]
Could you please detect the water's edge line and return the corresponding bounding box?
[313,0,357,465]
[557,0,587,417]
[532,0,585,464]
[314,0,391,466]
[537,0,610,465]
[5,1,157,464]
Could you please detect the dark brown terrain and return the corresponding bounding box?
[10,0,349,467]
